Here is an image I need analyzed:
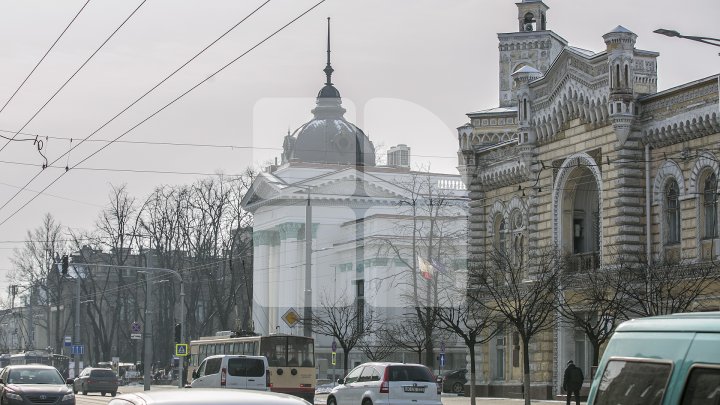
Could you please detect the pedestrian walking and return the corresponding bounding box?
[563,360,584,405]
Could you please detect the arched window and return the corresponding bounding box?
[703,173,718,239]
[494,217,507,254]
[624,64,629,88]
[615,64,620,88]
[665,180,680,244]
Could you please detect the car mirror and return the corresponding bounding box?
[336,378,344,385]
[192,370,198,379]
[436,376,443,383]
[66,378,74,385]
[0,378,3,384]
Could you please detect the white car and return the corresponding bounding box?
[327,362,441,405]
[108,389,311,405]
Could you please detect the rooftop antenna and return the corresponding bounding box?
[323,17,333,86]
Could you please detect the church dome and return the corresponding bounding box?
[282,18,376,167]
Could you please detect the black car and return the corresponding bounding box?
[0,364,75,404]
[73,367,118,396]
[440,368,467,394]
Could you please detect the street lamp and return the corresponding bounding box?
[653,29,720,54]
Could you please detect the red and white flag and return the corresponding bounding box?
[418,255,436,280]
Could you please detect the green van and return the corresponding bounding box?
[587,312,720,405]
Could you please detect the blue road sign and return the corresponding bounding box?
[71,345,84,355]
[64,336,72,347]
[331,341,337,352]
[439,353,445,367]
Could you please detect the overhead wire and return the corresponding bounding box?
[0,0,148,156]
[0,0,329,230]
[0,0,271,215]
[0,0,92,117]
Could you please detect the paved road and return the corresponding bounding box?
[76,386,571,405]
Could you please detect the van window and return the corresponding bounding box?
[680,366,720,405]
[228,358,265,377]
[594,359,672,405]
[204,357,222,376]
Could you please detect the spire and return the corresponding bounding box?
[317,17,340,99]
[323,17,333,86]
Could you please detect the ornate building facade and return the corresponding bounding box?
[458,0,720,399]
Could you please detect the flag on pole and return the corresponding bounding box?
[418,256,436,280]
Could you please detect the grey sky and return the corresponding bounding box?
[0,0,717,294]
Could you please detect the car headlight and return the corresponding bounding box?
[5,392,22,400]
[62,393,75,401]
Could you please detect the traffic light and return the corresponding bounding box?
[174,323,182,343]
[61,255,69,275]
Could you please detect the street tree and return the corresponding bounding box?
[372,170,467,367]
[9,213,69,352]
[556,261,626,366]
[470,246,562,405]
[435,289,502,405]
[311,290,376,375]
[613,254,720,317]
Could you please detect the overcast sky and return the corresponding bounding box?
[0,0,717,295]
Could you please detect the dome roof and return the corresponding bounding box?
[282,17,376,167]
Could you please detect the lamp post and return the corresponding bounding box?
[653,29,720,55]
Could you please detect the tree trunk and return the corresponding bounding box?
[523,337,531,405]
[469,343,476,405]
[343,349,350,376]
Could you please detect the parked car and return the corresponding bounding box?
[190,354,269,391]
[440,369,467,394]
[73,367,119,396]
[327,362,441,405]
[108,388,312,405]
[0,364,75,404]
[587,312,720,405]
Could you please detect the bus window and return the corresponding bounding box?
[288,337,314,367]
[247,342,256,355]
[261,336,288,367]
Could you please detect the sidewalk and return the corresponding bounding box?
[441,395,570,405]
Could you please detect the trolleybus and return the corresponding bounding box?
[189,333,315,402]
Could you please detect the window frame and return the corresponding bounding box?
[665,180,681,245]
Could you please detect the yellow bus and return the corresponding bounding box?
[189,333,315,402]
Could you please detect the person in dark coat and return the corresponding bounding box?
[563,360,584,405]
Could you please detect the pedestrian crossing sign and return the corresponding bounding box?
[175,343,188,356]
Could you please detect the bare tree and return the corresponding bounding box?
[435,289,502,405]
[557,261,626,366]
[356,328,395,362]
[311,290,376,375]
[372,170,467,367]
[614,254,720,317]
[9,213,68,352]
[470,246,561,405]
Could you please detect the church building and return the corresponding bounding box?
[242,22,469,377]
[458,0,719,399]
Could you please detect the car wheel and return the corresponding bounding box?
[111,391,117,397]
[101,392,106,396]
[326,396,337,405]
[82,388,88,395]
[73,387,77,394]
[362,399,373,405]
[452,382,464,394]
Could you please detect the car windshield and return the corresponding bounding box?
[7,368,65,385]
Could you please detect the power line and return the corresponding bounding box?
[0,0,92,117]
[0,0,329,230]
[0,0,148,156]
[0,0,273,219]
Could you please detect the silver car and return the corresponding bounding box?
[108,388,312,405]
